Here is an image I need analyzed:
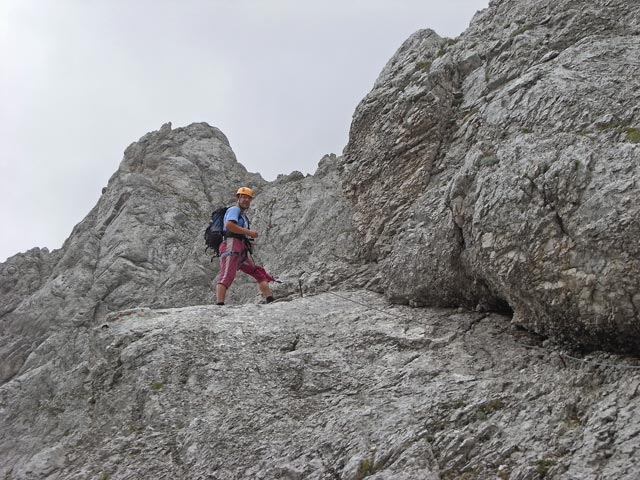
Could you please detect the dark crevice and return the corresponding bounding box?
[472,277,515,317]
[492,298,514,315]
[554,211,570,237]
[0,306,17,322]
[524,174,575,241]
[453,222,466,250]
[99,192,131,235]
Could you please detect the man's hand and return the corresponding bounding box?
[247,230,259,239]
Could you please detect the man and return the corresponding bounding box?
[216,187,274,305]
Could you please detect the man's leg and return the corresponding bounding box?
[258,281,273,302]
[216,283,227,305]
[216,241,241,305]
[239,255,274,302]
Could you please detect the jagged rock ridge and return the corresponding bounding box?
[0,122,267,385]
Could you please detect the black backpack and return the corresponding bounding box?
[204,207,228,256]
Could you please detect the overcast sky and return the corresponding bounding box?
[1,0,489,263]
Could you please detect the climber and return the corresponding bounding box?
[216,187,275,305]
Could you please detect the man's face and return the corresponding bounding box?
[237,194,252,209]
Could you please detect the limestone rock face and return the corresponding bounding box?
[0,122,265,384]
[342,0,640,351]
[0,248,58,318]
[251,154,366,298]
[0,248,60,383]
[0,123,357,386]
[2,0,640,475]
[1,292,639,479]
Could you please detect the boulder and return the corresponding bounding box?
[342,0,640,351]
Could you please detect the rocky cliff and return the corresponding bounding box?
[342,0,640,352]
[1,0,640,477]
[0,123,265,385]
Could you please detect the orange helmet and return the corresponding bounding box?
[236,187,254,198]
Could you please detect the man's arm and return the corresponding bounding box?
[225,220,258,239]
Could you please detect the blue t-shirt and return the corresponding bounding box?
[223,206,249,236]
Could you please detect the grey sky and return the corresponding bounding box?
[1,0,489,263]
